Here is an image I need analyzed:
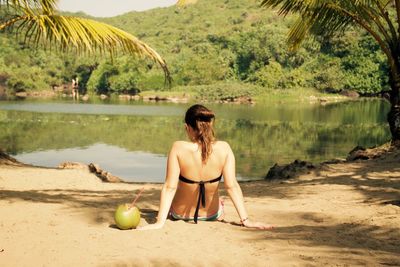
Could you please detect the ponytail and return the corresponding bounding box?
[185,105,216,162]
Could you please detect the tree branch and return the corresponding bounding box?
[330,4,397,72]
[375,0,398,46]
[358,4,393,48]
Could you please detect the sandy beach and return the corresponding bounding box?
[0,149,399,267]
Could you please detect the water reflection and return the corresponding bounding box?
[15,143,167,182]
[0,99,391,182]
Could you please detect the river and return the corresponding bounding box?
[0,98,390,182]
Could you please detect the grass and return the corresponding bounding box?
[140,84,348,104]
[254,87,347,104]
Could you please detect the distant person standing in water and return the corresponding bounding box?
[139,104,274,230]
[72,77,79,100]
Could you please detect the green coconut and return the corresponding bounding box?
[114,204,141,230]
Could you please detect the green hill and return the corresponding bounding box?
[0,0,389,98]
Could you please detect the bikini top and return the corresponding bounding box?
[178,174,222,224]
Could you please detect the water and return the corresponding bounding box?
[0,99,391,182]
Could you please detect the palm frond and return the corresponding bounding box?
[261,0,392,49]
[0,0,171,84]
[13,14,171,83]
[0,0,170,84]
[0,0,57,14]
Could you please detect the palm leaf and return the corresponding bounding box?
[261,0,393,50]
[0,0,57,14]
[0,0,171,84]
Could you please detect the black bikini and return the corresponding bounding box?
[178,174,222,223]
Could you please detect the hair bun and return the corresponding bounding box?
[197,111,214,122]
[185,104,215,126]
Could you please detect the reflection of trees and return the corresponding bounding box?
[0,111,185,155]
[217,119,389,178]
[211,99,389,125]
[0,101,391,179]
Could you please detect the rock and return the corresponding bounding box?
[81,94,89,101]
[347,146,371,161]
[15,91,28,98]
[382,92,391,101]
[100,94,108,100]
[88,163,101,173]
[340,90,360,98]
[119,94,132,100]
[88,163,122,183]
[0,150,24,166]
[168,96,189,103]
[235,96,254,104]
[154,96,167,101]
[218,96,254,105]
[58,162,89,171]
[265,159,315,180]
[58,162,122,182]
[322,158,346,164]
[347,145,390,161]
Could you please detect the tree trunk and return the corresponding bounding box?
[388,72,400,144]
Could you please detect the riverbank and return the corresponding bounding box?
[1,85,359,105]
[0,147,399,266]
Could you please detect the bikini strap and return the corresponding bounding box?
[178,174,222,224]
[178,174,222,184]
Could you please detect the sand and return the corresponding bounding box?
[0,150,399,267]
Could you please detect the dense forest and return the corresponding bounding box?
[0,0,390,98]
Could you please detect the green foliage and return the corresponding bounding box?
[137,72,165,91]
[0,0,391,95]
[0,0,170,81]
[86,62,118,94]
[175,82,262,101]
[313,57,344,93]
[0,36,63,93]
[248,61,284,89]
[109,72,138,92]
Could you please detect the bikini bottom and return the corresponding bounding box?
[169,198,224,221]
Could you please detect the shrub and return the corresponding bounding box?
[109,72,139,92]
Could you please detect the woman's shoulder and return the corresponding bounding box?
[171,141,195,150]
[213,140,232,151]
[171,140,231,151]
[172,140,192,146]
[214,140,229,146]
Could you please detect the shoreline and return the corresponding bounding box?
[0,87,383,105]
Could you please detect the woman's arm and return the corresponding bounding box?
[222,143,274,230]
[138,142,180,230]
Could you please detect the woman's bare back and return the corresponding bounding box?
[138,104,274,230]
[171,141,229,218]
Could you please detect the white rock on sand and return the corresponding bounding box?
[0,150,399,266]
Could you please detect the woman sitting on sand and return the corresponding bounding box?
[139,104,273,230]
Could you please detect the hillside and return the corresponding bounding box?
[0,0,389,97]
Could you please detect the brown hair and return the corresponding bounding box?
[185,104,215,163]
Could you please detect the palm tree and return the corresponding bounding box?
[260,0,400,143]
[0,0,170,84]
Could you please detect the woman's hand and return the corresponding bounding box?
[136,222,164,230]
[242,219,274,230]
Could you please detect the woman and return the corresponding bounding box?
[139,104,273,230]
